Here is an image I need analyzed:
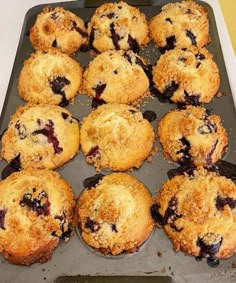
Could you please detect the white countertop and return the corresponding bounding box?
[0,0,236,115]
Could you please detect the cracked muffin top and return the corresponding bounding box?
[158,105,228,166]
[80,103,155,171]
[18,50,82,106]
[1,104,80,171]
[87,1,149,53]
[0,169,75,265]
[149,0,210,53]
[30,6,88,55]
[77,172,154,255]
[82,50,149,104]
[151,167,236,266]
[152,46,220,105]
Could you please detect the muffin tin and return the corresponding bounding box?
[0,1,236,282]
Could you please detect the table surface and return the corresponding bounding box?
[0,0,236,116]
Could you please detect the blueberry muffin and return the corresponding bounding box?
[1,104,79,171]
[77,173,154,255]
[158,106,228,166]
[87,1,149,53]
[80,103,155,171]
[18,50,82,106]
[151,167,236,266]
[0,169,75,265]
[82,50,149,104]
[30,6,87,55]
[152,47,220,104]
[149,0,210,53]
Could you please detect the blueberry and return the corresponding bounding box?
[85,217,100,233]
[165,18,173,24]
[93,83,107,100]
[15,121,27,139]
[142,110,157,122]
[20,190,50,216]
[186,30,197,46]
[183,91,200,106]
[0,209,7,230]
[215,160,236,181]
[32,120,63,154]
[162,81,179,99]
[71,21,88,38]
[127,35,139,53]
[197,234,222,258]
[50,12,59,20]
[49,76,70,95]
[159,35,176,54]
[107,12,115,19]
[111,224,118,232]
[1,154,21,180]
[87,145,100,158]
[110,22,121,50]
[83,174,105,189]
[91,98,106,109]
[150,203,164,226]
[177,137,191,165]
[61,112,69,120]
[207,258,220,268]
[167,165,195,179]
[216,195,236,210]
[52,39,58,48]
[206,139,218,164]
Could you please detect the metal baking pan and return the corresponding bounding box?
[0,1,236,282]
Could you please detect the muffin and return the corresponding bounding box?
[0,169,75,265]
[158,106,228,166]
[82,50,149,104]
[1,104,80,170]
[149,0,210,53]
[18,50,82,106]
[77,173,154,255]
[87,1,149,52]
[152,47,220,104]
[151,167,236,266]
[30,6,87,55]
[80,103,155,171]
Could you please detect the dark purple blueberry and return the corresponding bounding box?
[52,39,58,48]
[59,92,70,107]
[20,191,50,216]
[215,160,236,181]
[1,154,21,180]
[71,21,88,38]
[167,165,195,179]
[207,258,220,268]
[49,76,70,95]
[0,209,7,230]
[206,139,218,164]
[163,197,182,226]
[198,121,216,135]
[111,224,118,232]
[178,57,187,62]
[113,69,118,74]
[83,174,105,189]
[50,12,59,20]
[170,222,183,232]
[110,22,121,50]
[87,145,100,158]
[197,235,222,259]
[177,137,191,165]
[162,81,179,99]
[129,109,137,114]
[93,83,107,100]
[89,28,95,46]
[53,214,73,240]
[91,98,106,109]
[124,52,132,64]
[118,5,122,9]
[85,217,100,233]
[32,120,63,154]
[165,18,173,24]
[186,30,197,46]
[15,121,27,139]
[216,195,236,210]
[142,110,157,123]
[127,35,140,53]
[196,62,201,68]
[61,112,69,120]
[107,12,115,19]
[159,35,176,54]
[195,53,205,60]
[150,203,164,226]
[183,91,200,106]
